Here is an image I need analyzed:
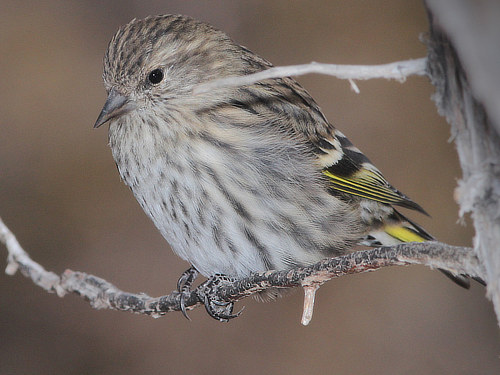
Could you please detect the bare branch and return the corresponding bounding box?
[1,216,483,323]
[194,58,427,94]
[1,217,64,296]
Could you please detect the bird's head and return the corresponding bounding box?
[94,14,267,128]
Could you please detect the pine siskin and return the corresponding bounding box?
[94,15,469,312]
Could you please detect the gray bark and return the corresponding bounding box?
[426,1,500,324]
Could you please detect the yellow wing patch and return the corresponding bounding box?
[322,168,406,206]
[384,225,425,243]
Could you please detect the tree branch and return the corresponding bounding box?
[1,216,483,324]
[425,3,500,324]
[194,58,427,95]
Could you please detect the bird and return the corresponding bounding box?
[94,14,469,319]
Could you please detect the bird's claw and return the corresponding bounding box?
[176,266,199,320]
[203,294,244,322]
[198,274,244,322]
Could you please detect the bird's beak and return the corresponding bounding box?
[94,88,136,128]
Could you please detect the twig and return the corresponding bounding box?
[194,58,427,94]
[1,217,64,296]
[1,216,483,324]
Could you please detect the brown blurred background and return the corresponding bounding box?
[1,1,498,374]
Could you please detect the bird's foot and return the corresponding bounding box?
[197,274,244,322]
[177,266,199,320]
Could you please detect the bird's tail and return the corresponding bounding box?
[363,210,471,289]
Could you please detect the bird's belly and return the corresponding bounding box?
[120,164,341,278]
[117,160,267,277]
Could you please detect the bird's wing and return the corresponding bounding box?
[315,129,427,214]
[242,77,427,214]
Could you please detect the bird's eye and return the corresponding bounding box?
[148,69,164,84]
